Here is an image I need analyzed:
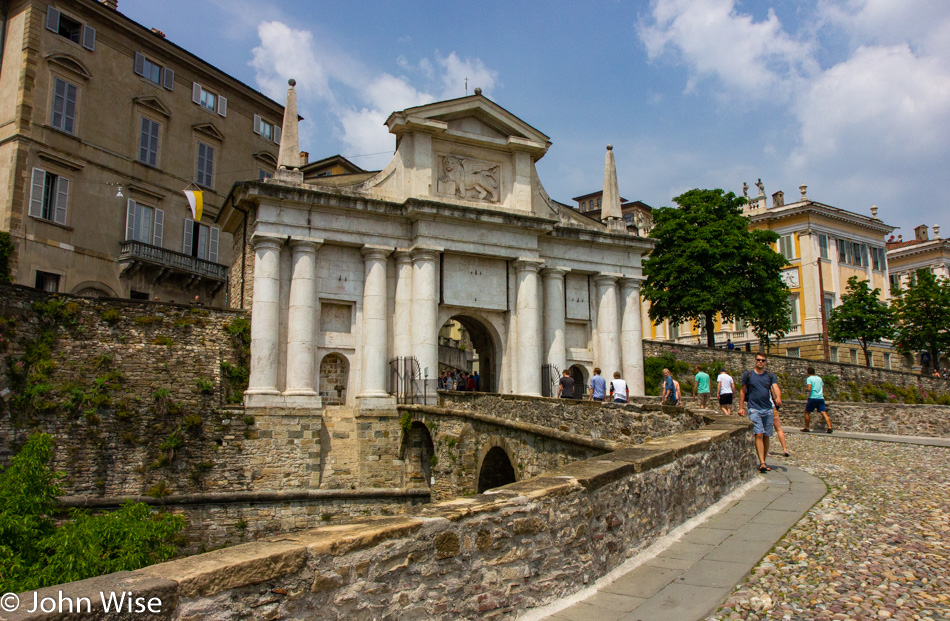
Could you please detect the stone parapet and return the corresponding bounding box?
[9,417,753,619]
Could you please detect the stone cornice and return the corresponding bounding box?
[747,201,895,236]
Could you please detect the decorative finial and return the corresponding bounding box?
[870,204,879,219]
[934,224,940,239]
[474,87,482,95]
[606,144,613,151]
[288,78,296,87]
[799,183,807,200]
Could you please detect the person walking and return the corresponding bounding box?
[610,371,628,404]
[557,369,575,399]
[717,369,735,415]
[693,365,711,409]
[772,402,790,457]
[738,353,782,473]
[589,367,607,402]
[662,368,679,405]
[802,366,833,433]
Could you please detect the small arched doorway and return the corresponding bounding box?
[477,446,516,493]
[319,353,348,405]
[438,315,497,393]
[569,364,588,399]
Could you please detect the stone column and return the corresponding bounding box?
[411,248,440,383]
[247,234,283,397]
[595,273,621,377]
[393,250,413,359]
[619,277,645,396]
[284,237,321,396]
[541,266,567,373]
[515,259,543,396]
[359,246,392,398]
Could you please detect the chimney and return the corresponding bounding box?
[772,190,784,208]
[299,151,309,165]
[150,28,166,38]
[99,0,118,9]
[914,224,929,241]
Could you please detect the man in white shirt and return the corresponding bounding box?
[717,370,734,415]
[610,371,628,404]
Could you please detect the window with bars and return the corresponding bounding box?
[29,168,69,225]
[34,271,60,293]
[51,78,78,134]
[138,117,160,167]
[125,199,164,246]
[196,142,215,188]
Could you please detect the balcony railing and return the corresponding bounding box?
[119,240,227,282]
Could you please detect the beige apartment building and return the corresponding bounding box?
[0,0,284,304]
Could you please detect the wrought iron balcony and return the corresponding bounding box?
[119,240,227,282]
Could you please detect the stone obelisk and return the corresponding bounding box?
[602,145,626,232]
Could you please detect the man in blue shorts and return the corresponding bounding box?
[738,353,782,473]
[803,366,833,433]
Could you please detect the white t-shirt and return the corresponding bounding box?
[611,379,628,401]
[717,372,734,394]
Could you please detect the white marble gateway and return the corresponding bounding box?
[219,85,654,409]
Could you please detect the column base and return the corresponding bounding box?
[245,391,322,409]
[357,395,397,410]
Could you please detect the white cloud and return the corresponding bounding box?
[250,21,333,102]
[437,52,498,99]
[638,0,816,96]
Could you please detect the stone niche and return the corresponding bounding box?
[435,154,502,203]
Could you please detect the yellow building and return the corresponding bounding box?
[886,224,950,287]
[643,184,903,368]
[0,0,284,304]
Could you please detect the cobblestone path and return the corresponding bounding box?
[708,436,950,621]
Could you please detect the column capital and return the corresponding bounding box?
[540,265,569,279]
[250,233,285,250]
[361,245,393,261]
[513,258,543,273]
[410,246,441,263]
[393,249,413,265]
[289,236,323,253]
[618,276,644,291]
[594,272,622,286]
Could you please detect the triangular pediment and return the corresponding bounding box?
[193,123,225,142]
[386,94,551,156]
[133,96,171,118]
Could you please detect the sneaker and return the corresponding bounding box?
[826,428,833,434]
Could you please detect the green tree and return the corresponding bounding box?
[642,188,790,347]
[827,276,895,367]
[748,295,793,353]
[890,269,950,371]
[0,434,186,592]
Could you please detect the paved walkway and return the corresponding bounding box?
[528,431,949,621]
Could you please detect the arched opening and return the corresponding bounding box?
[402,422,434,488]
[319,353,348,405]
[569,364,588,400]
[438,315,497,393]
[477,446,516,493]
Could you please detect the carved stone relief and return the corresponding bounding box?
[437,155,501,203]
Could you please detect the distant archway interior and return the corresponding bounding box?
[438,315,496,393]
[569,365,588,399]
[477,446,516,493]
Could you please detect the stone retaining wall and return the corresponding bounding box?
[438,391,705,444]
[644,341,950,400]
[8,416,754,621]
[775,400,950,437]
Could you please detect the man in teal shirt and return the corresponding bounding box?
[803,367,833,433]
[693,366,711,409]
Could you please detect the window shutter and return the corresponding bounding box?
[274,126,281,145]
[45,7,60,32]
[217,96,227,117]
[29,168,45,217]
[192,82,201,104]
[183,218,194,255]
[209,226,219,263]
[253,114,262,135]
[163,67,174,91]
[82,25,96,51]
[54,177,69,225]
[153,209,164,246]
[134,52,146,76]
[126,199,136,240]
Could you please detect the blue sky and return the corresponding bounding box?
[121,0,950,239]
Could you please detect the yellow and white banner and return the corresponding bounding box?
[184,190,203,222]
